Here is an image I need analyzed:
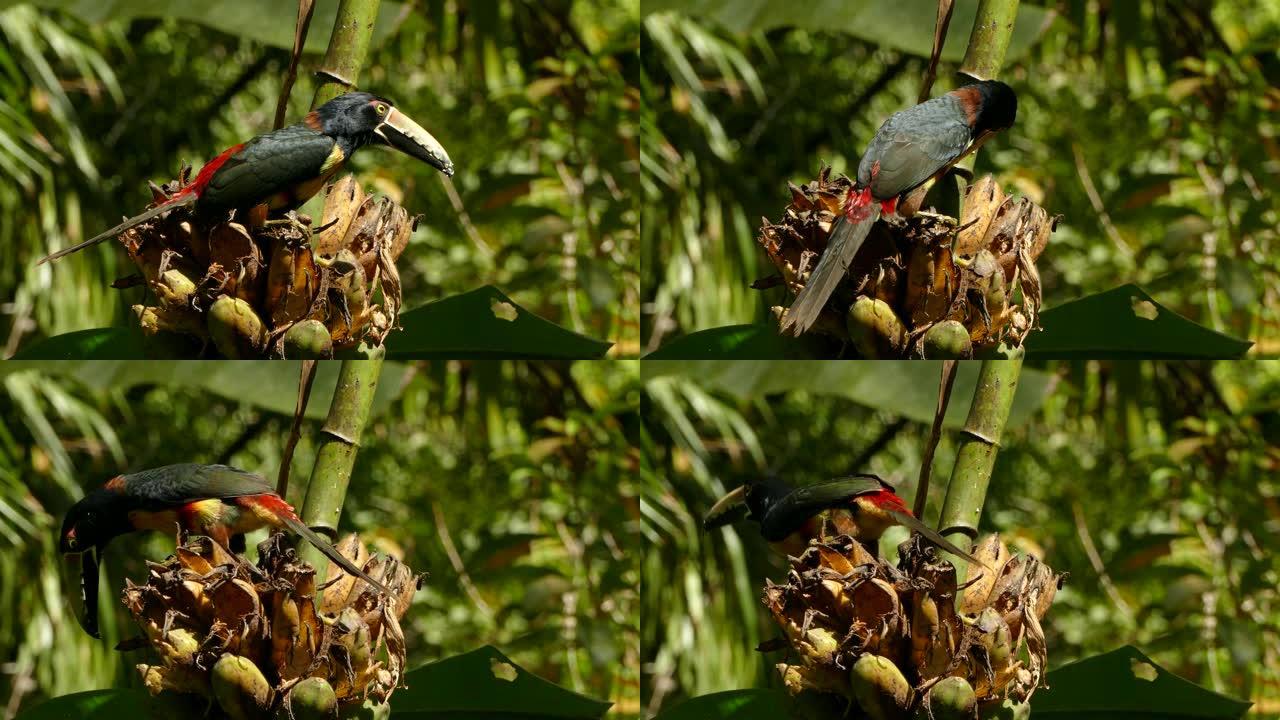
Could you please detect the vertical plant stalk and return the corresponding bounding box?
[958,0,1020,81]
[954,0,1020,204]
[277,360,318,497]
[273,0,317,129]
[913,360,958,518]
[939,359,1022,540]
[311,0,382,108]
[297,353,384,574]
[919,0,956,102]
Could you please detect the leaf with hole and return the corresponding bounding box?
[1027,284,1251,358]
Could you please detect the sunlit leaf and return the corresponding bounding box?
[5,0,407,52]
[652,689,787,720]
[644,324,826,359]
[390,645,612,718]
[0,361,413,420]
[9,328,145,360]
[389,286,613,359]
[642,0,1055,62]
[1028,284,1252,359]
[1033,645,1251,718]
[643,360,1053,428]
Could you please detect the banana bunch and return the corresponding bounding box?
[757,168,1058,358]
[763,533,1062,720]
[122,533,420,719]
[123,171,415,359]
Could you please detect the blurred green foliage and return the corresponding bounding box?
[640,1,1280,354]
[639,360,1280,717]
[0,0,639,356]
[0,359,640,717]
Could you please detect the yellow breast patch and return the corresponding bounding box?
[320,144,347,175]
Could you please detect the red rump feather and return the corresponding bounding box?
[237,492,298,520]
[179,143,245,198]
[864,489,912,515]
[844,186,875,222]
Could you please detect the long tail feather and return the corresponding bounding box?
[36,193,196,265]
[780,208,880,336]
[279,514,391,594]
[886,508,989,569]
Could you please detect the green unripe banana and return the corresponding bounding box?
[915,677,976,720]
[850,654,910,720]
[847,296,907,359]
[211,654,272,720]
[283,677,338,720]
[922,320,973,359]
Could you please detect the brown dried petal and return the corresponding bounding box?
[955,176,1005,256]
[208,223,263,304]
[314,175,366,258]
[265,235,318,329]
[320,534,372,615]
[959,535,1010,614]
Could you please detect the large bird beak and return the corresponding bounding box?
[703,485,749,530]
[885,508,989,569]
[374,106,454,177]
[76,545,102,638]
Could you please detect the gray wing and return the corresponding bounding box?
[858,95,973,199]
[199,124,337,213]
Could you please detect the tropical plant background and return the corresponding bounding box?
[0,0,639,357]
[639,360,1280,717]
[640,0,1280,355]
[0,359,640,718]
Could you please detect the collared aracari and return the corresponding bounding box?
[61,463,388,637]
[702,473,984,565]
[780,80,1018,336]
[38,91,454,265]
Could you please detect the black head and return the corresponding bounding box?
[970,80,1017,134]
[313,91,454,176]
[704,477,786,532]
[60,487,132,554]
[742,477,792,522]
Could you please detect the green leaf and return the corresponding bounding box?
[14,689,173,720]
[6,0,407,53]
[13,287,611,360]
[389,286,612,359]
[390,645,612,719]
[642,0,1055,63]
[10,328,146,359]
[653,689,788,720]
[1028,284,1253,359]
[642,361,1053,428]
[0,361,413,420]
[644,324,827,359]
[1033,645,1251,718]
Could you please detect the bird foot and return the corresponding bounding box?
[912,209,957,225]
[263,211,313,236]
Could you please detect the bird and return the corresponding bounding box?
[38,91,454,265]
[703,473,985,565]
[60,463,389,636]
[780,79,1018,337]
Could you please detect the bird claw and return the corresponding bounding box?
[263,211,313,236]
[913,209,957,225]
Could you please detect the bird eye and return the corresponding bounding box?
[65,535,78,549]
[375,104,388,116]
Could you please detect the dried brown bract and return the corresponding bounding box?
[765,533,1063,719]
[123,533,422,719]
[120,173,416,358]
[758,168,1060,358]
